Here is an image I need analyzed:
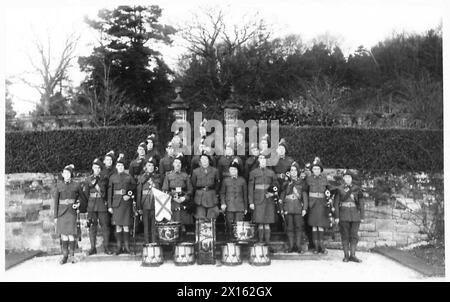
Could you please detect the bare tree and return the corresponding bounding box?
[82,58,128,126]
[21,32,80,115]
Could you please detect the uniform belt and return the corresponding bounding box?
[309,192,325,198]
[89,192,101,198]
[254,184,270,190]
[142,190,151,195]
[114,189,126,195]
[341,201,356,208]
[196,185,215,191]
[59,199,75,205]
[285,194,299,200]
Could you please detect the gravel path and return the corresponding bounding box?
[4,249,444,282]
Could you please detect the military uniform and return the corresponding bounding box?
[248,167,277,224]
[83,173,111,254]
[281,178,307,252]
[136,172,161,243]
[54,180,86,236]
[217,155,244,180]
[191,165,221,219]
[334,182,364,262]
[162,170,194,225]
[220,175,248,235]
[100,165,116,245]
[145,149,161,167]
[107,171,137,226]
[273,155,295,187]
[244,155,259,180]
[190,154,217,171]
[128,156,147,181]
[159,155,175,183]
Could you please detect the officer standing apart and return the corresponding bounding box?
[136,157,161,244]
[248,154,278,251]
[107,154,137,255]
[302,158,331,254]
[220,158,248,239]
[84,158,112,255]
[54,164,86,264]
[191,153,221,220]
[334,170,364,262]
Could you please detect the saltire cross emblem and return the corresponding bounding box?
[153,188,172,221]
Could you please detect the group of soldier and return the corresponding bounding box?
[53,126,365,265]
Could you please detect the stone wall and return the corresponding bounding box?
[4,171,435,253]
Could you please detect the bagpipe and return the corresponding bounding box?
[128,190,139,255]
[72,200,82,241]
[268,185,286,229]
[324,189,336,228]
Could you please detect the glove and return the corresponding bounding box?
[249,204,255,210]
[221,204,227,211]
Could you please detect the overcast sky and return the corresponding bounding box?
[2,0,445,115]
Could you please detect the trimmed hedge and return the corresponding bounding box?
[5,125,443,173]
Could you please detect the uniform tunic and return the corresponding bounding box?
[220,176,248,212]
[107,172,136,226]
[159,155,175,183]
[191,166,220,208]
[136,172,162,211]
[334,184,364,244]
[217,156,244,179]
[303,174,330,228]
[273,155,295,187]
[244,156,259,180]
[54,180,86,236]
[100,166,117,201]
[128,156,147,181]
[281,178,307,215]
[83,175,108,213]
[248,167,278,224]
[162,170,194,224]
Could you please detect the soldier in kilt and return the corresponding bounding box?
[217,141,244,182]
[83,158,112,255]
[302,158,331,254]
[248,154,278,251]
[162,153,194,234]
[54,164,86,264]
[101,150,117,245]
[280,162,307,253]
[273,139,295,188]
[136,157,161,244]
[220,158,248,239]
[107,154,137,254]
[334,170,364,262]
[191,153,221,220]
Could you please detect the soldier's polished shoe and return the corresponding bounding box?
[59,256,68,265]
[104,248,113,255]
[87,248,97,256]
[319,248,328,254]
[286,247,295,253]
[349,256,362,263]
[297,248,304,254]
[268,246,276,253]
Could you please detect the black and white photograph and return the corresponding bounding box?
[1,0,447,284]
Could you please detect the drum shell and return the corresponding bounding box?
[174,242,195,266]
[142,243,164,267]
[249,243,271,266]
[232,221,256,242]
[221,243,242,266]
[156,222,181,243]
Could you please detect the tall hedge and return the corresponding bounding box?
[5,125,442,173]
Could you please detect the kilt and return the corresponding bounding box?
[252,200,275,224]
[112,200,132,226]
[307,197,329,228]
[56,210,77,236]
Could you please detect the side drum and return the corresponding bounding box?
[142,243,163,267]
[221,242,242,266]
[174,242,195,266]
[233,221,255,242]
[249,243,271,266]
